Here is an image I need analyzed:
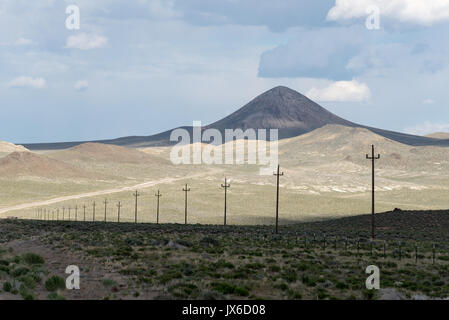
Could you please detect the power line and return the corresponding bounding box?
[221,178,231,226]
[182,184,191,225]
[366,144,381,240]
[273,164,284,234]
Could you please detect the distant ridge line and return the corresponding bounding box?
[20,86,449,150]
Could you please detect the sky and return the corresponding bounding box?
[1,0,449,143]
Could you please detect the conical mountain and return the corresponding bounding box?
[206,86,354,139]
[21,86,449,150]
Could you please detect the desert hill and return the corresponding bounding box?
[278,124,449,170]
[49,142,168,165]
[0,151,95,179]
[0,141,28,154]
[426,132,449,139]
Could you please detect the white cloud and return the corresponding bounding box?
[74,80,88,91]
[306,80,371,102]
[65,33,108,50]
[9,76,46,89]
[404,121,449,136]
[14,37,34,46]
[327,0,449,25]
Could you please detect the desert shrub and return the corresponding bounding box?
[200,237,220,247]
[287,289,302,299]
[22,253,44,265]
[168,282,199,298]
[244,263,264,270]
[48,292,65,300]
[115,246,133,257]
[2,281,12,292]
[11,267,30,277]
[45,275,65,292]
[211,282,249,296]
[20,287,35,300]
[102,279,118,287]
[362,289,376,300]
[274,282,289,291]
[316,288,329,300]
[17,275,37,289]
[268,265,281,272]
[336,281,348,289]
[0,260,9,266]
[282,269,298,283]
[301,274,316,287]
[158,270,183,284]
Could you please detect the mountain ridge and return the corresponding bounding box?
[20,86,449,150]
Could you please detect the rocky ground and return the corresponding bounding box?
[0,209,448,300]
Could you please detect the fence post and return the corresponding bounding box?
[432,244,436,264]
[415,243,418,264]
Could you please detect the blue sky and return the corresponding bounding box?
[1,0,449,143]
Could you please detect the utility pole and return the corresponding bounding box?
[75,205,78,221]
[155,190,162,224]
[103,199,108,222]
[221,178,231,226]
[183,184,191,225]
[92,201,96,222]
[366,145,380,240]
[62,207,65,220]
[117,201,122,222]
[83,205,86,221]
[273,165,284,234]
[133,190,140,223]
[68,207,71,221]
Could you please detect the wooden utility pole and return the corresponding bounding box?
[221,178,231,226]
[133,190,140,223]
[273,165,284,234]
[182,184,190,224]
[92,201,96,221]
[117,201,122,222]
[155,190,162,224]
[83,205,86,221]
[366,145,380,240]
[103,199,108,222]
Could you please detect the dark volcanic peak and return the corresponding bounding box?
[206,86,354,139]
[21,86,449,150]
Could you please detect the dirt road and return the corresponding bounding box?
[0,171,211,216]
